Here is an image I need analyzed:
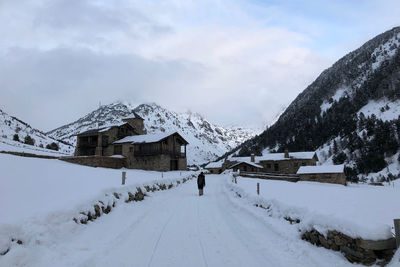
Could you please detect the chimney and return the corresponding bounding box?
[284,149,289,158]
[251,154,255,162]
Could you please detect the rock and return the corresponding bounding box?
[319,235,330,249]
[113,192,120,199]
[94,204,101,217]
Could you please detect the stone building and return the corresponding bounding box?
[71,114,188,171]
[227,150,318,174]
[204,161,224,174]
[296,165,346,185]
[230,161,263,173]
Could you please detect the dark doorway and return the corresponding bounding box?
[170,160,178,170]
[274,163,279,172]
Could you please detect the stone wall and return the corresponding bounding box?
[259,158,317,174]
[302,229,396,265]
[129,154,171,171]
[60,156,126,169]
[0,151,59,159]
[299,172,346,185]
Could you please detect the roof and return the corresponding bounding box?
[77,122,126,136]
[122,112,144,120]
[258,152,316,161]
[296,165,345,175]
[205,162,223,169]
[114,131,188,144]
[229,151,316,164]
[230,161,263,169]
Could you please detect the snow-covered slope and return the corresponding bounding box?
[0,108,73,155]
[48,102,258,165]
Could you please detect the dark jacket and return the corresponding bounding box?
[197,173,206,189]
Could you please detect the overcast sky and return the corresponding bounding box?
[1,0,399,131]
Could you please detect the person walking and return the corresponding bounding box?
[197,172,206,196]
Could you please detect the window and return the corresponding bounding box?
[129,147,133,153]
[267,163,271,169]
[274,163,279,171]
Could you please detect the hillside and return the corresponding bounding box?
[0,108,74,155]
[48,102,257,165]
[235,27,400,181]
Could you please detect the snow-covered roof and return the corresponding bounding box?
[77,122,126,135]
[114,131,188,144]
[230,161,263,169]
[122,112,144,120]
[296,165,344,175]
[205,162,223,169]
[258,151,316,161]
[230,151,316,164]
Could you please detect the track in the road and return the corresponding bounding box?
[19,174,352,267]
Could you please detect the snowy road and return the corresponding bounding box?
[2,174,352,267]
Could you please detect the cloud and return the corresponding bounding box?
[0,0,398,131]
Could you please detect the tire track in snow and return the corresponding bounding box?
[196,197,209,267]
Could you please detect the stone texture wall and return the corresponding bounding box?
[302,229,396,265]
[206,167,222,174]
[299,172,346,185]
[178,158,187,170]
[60,156,126,169]
[259,158,317,174]
[129,154,171,171]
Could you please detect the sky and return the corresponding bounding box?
[0,0,399,132]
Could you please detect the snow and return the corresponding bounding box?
[204,161,223,168]
[0,139,69,157]
[0,154,194,225]
[47,102,259,165]
[0,162,354,266]
[297,164,344,174]
[358,98,400,122]
[233,176,400,240]
[232,151,316,164]
[320,87,350,115]
[114,131,180,144]
[0,108,73,155]
[230,161,263,169]
[371,34,400,71]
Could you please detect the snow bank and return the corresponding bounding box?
[0,154,195,225]
[0,153,197,257]
[227,176,399,240]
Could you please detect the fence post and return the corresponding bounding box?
[257,183,260,195]
[395,219,400,248]
[122,171,126,185]
[234,176,237,184]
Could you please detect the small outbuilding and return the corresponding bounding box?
[296,165,346,185]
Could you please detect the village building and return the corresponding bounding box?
[227,150,318,174]
[230,161,263,173]
[297,165,346,185]
[68,114,188,171]
[204,161,224,174]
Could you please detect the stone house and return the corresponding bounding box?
[227,150,318,174]
[71,114,188,171]
[113,131,188,171]
[204,161,224,174]
[296,165,346,185]
[230,161,263,173]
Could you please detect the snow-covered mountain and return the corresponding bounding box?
[234,26,400,181]
[48,102,258,165]
[0,108,74,155]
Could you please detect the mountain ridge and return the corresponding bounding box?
[47,101,258,165]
